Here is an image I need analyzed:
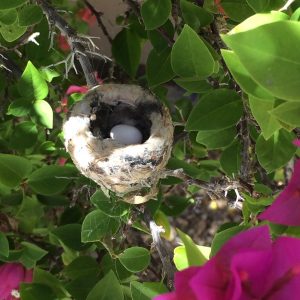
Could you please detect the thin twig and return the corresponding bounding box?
[144,209,175,290]
[84,0,113,44]
[37,0,98,87]
[0,53,22,78]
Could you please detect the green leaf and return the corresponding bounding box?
[131,281,168,300]
[173,245,210,271]
[141,0,171,30]
[186,89,242,131]
[52,224,89,251]
[221,49,273,99]
[19,242,47,268]
[222,21,300,101]
[146,48,175,87]
[220,140,242,176]
[0,154,32,188]
[86,270,124,300]
[174,77,212,93]
[221,0,254,22]
[9,121,38,150]
[17,61,48,100]
[18,5,43,26]
[211,225,249,256]
[81,210,120,243]
[33,268,70,298]
[0,232,9,257]
[40,68,60,82]
[64,256,99,280]
[270,101,300,127]
[91,190,129,217]
[0,19,27,42]
[246,0,285,12]
[27,165,77,195]
[31,100,53,128]
[177,229,207,267]
[7,99,31,117]
[171,25,215,78]
[112,29,141,78]
[256,129,296,173]
[180,0,213,30]
[118,247,150,272]
[249,96,282,140]
[0,0,26,9]
[0,9,17,25]
[196,127,236,149]
[20,283,56,300]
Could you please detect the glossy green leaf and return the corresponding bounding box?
[222,21,300,101]
[221,0,254,22]
[91,190,129,217]
[64,256,99,280]
[86,270,123,300]
[27,165,77,195]
[52,224,89,251]
[0,232,9,257]
[131,281,168,300]
[0,0,26,9]
[81,210,120,242]
[146,48,175,87]
[174,77,212,93]
[211,225,249,257]
[256,130,296,173]
[221,49,273,99]
[18,61,48,101]
[180,0,213,30]
[196,127,236,149]
[112,29,141,78]
[141,0,171,30]
[32,100,53,128]
[177,229,207,267]
[18,5,43,26]
[0,19,27,42]
[7,99,31,117]
[10,121,38,150]
[171,25,215,78]
[0,154,31,188]
[173,245,210,271]
[246,0,285,12]
[19,242,48,268]
[118,247,150,272]
[40,68,60,82]
[186,89,242,131]
[0,9,17,25]
[220,140,242,176]
[249,96,282,140]
[20,283,56,300]
[270,101,300,127]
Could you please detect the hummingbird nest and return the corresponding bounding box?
[63,84,174,204]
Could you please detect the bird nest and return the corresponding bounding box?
[63,84,174,204]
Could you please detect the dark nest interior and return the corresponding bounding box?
[89,96,163,143]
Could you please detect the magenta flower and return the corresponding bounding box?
[259,159,300,226]
[65,85,88,95]
[0,263,33,300]
[155,226,300,300]
[293,139,300,147]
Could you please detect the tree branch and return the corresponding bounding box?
[84,0,113,44]
[37,0,98,87]
[0,53,22,78]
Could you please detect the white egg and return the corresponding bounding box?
[110,124,143,145]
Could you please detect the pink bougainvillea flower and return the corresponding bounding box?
[259,160,300,226]
[0,263,33,300]
[293,139,300,147]
[65,85,89,95]
[57,34,70,52]
[155,226,300,300]
[77,8,96,26]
